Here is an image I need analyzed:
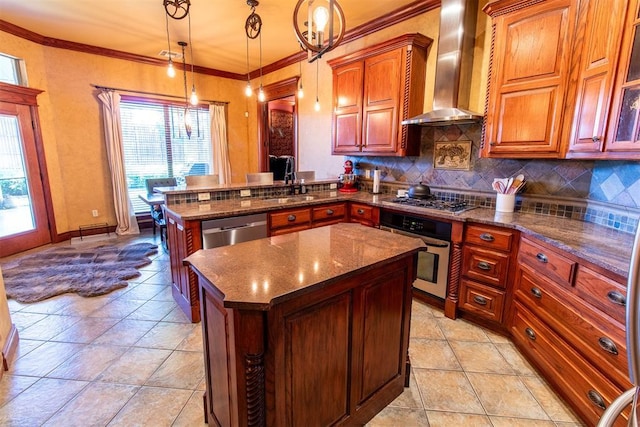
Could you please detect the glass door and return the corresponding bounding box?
[0,95,51,257]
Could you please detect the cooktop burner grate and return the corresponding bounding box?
[389,197,470,212]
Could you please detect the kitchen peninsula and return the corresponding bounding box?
[184,223,426,426]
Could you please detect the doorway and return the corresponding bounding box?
[0,83,55,257]
[257,77,299,177]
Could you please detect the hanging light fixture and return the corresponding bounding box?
[245,1,264,101]
[257,30,265,102]
[293,0,346,63]
[244,29,253,97]
[178,41,192,138]
[187,11,198,105]
[297,48,304,99]
[164,12,176,78]
[314,60,320,111]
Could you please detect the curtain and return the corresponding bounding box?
[97,90,140,235]
[210,103,232,184]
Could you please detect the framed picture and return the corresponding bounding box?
[433,140,472,170]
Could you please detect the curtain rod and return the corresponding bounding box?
[91,84,229,105]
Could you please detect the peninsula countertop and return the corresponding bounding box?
[183,222,426,310]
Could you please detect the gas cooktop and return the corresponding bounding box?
[388,197,474,213]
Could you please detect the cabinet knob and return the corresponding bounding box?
[287,214,296,222]
[326,209,334,215]
[473,295,488,306]
[489,141,497,146]
[598,337,619,355]
[530,287,542,299]
[587,390,606,410]
[525,327,536,340]
[477,261,491,271]
[536,253,548,263]
[607,291,626,306]
[479,233,494,242]
[592,136,601,142]
[357,209,365,215]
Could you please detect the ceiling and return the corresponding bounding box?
[0,0,423,76]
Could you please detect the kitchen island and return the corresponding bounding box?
[184,223,426,427]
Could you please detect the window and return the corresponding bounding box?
[119,96,212,213]
[0,53,27,86]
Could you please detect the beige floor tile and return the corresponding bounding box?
[55,293,116,317]
[151,286,176,302]
[489,416,557,426]
[146,350,204,389]
[437,317,490,342]
[172,390,207,427]
[128,268,162,284]
[142,270,173,285]
[46,344,128,381]
[0,374,39,407]
[494,342,539,376]
[176,324,203,351]
[409,338,461,370]
[86,297,148,319]
[50,316,120,343]
[16,295,75,315]
[10,341,85,377]
[92,318,158,346]
[135,322,198,350]
[449,341,514,374]
[120,283,166,300]
[163,305,193,323]
[12,338,45,361]
[0,377,88,426]
[413,368,484,414]
[126,300,176,321]
[484,328,512,344]
[520,376,583,423]
[366,406,429,426]
[97,347,172,385]
[19,314,81,341]
[9,311,48,331]
[466,372,549,419]
[411,300,435,318]
[107,386,193,426]
[410,313,445,340]
[388,372,423,409]
[42,382,138,427]
[426,411,492,426]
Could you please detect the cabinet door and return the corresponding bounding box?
[332,62,363,154]
[605,0,640,155]
[567,0,628,155]
[362,49,401,154]
[483,0,576,157]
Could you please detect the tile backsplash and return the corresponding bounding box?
[348,124,640,234]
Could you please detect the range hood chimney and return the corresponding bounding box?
[402,0,483,126]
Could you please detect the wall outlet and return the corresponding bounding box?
[197,192,211,201]
[91,209,98,217]
[329,183,337,189]
[240,189,251,197]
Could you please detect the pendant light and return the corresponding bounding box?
[165,13,176,78]
[297,48,304,99]
[314,59,320,111]
[293,0,345,63]
[187,11,198,106]
[179,41,192,138]
[244,33,253,97]
[257,30,265,102]
[245,0,262,98]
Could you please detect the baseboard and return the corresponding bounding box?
[2,324,19,372]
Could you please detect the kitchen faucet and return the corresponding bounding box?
[284,156,295,185]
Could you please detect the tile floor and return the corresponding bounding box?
[0,231,585,426]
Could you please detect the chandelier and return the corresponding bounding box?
[293,0,345,63]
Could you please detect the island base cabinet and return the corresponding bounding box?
[196,256,415,426]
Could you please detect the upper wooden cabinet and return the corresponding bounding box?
[484,0,640,159]
[483,0,577,158]
[328,34,431,156]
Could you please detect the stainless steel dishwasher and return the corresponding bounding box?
[201,213,268,249]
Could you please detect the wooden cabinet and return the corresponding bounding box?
[459,224,517,323]
[348,202,379,227]
[483,0,578,158]
[312,202,346,227]
[268,207,312,236]
[328,33,431,156]
[164,209,202,323]
[510,235,630,425]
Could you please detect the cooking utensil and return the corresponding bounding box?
[508,174,525,194]
[407,182,431,199]
[493,179,506,193]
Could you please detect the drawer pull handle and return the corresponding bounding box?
[326,209,334,215]
[587,390,606,410]
[530,287,542,299]
[607,291,626,306]
[357,209,365,215]
[525,327,536,341]
[598,337,619,355]
[477,261,491,271]
[592,136,601,142]
[536,253,548,263]
[287,214,296,222]
[479,233,494,242]
[473,296,488,306]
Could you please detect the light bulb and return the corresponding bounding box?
[258,86,266,102]
[167,59,176,78]
[190,86,198,105]
[298,83,304,99]
[245,82,253,97]
[313,6,329,33]
[314,97,320,111]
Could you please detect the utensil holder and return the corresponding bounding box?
[496,193,515,213]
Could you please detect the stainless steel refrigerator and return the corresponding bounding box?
[599,225,640,426]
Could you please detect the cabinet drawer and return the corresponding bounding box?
[459,279,505,322]
[511,303,628,427]
[464,224,514,252]
[574,266,626,325]
[269,208,311,230]
[515,265,629,390]
[462,245,510,289]
[312,203,346,222]
[518,237,576,286]
[349,203,379,226]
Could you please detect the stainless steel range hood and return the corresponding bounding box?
[402,0,483,126]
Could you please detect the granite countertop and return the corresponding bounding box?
[183,223,426,310]
[166,191,635,279]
